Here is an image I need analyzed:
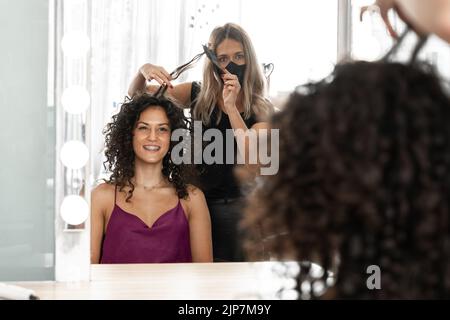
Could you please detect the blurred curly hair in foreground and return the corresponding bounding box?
[243,61,450,299]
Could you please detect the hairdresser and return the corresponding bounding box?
[128,23,273,262]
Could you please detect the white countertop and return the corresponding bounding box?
[9,262,296,300]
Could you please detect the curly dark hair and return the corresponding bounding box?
[103,93,196,201]
[243,61,450,299]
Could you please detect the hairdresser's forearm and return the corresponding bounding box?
[227,105,249,132]
[128,71,147,97]
[227,106,256,166]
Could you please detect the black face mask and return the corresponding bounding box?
[225,62,246,87]
[203,45,247,87]
[213,61,247,87]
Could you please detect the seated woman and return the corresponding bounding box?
[243,60,450,299]
[91,94,213,264]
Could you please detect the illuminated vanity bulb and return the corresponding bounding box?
[60,195,89,225]
[309,262,325,278]
[61,32,90,57]
[60,141,89,169]
[62,86,90,114]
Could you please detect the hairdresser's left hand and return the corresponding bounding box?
[360,0,397,38]
[360,0,427,40]
[222,72,241,111]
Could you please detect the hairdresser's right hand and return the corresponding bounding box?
[360,0,398,38]
[139,63,173,88]
[360,0,422,40]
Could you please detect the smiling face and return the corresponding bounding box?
[132,106,171,165]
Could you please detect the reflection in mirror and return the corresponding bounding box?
[85,0,339,266]
[90,95,213,264]
[54,0,91,281]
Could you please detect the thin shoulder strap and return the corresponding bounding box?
[114,184,118,205]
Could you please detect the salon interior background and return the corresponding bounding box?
[1,0,449,281]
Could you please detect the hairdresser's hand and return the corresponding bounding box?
[360,0,398,38]
[139,63,173,88]
[222,72,240,111]
[360,0,421,39]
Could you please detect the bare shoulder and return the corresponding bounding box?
[182,185,207,214]
[183,185,208,218]
[186,184,205,200]
[91,183,115,207]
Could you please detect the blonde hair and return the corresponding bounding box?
[193,23,273,125]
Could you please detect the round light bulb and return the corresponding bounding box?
[61,32,90,58]
[62,86,90,114]
[60,141,89,169]
[310,263,325,278]
[60,195,89,225]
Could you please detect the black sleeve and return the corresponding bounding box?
[246,113,259,128]
[190,81,201,112]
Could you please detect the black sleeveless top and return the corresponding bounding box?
[190,81,258,200]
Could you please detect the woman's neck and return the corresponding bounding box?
[133,160,165,188]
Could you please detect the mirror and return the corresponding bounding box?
[56,0,450,272]
[84,0,339,266]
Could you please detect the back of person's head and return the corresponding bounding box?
[244,60,450,299]
[194,23,270,124]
